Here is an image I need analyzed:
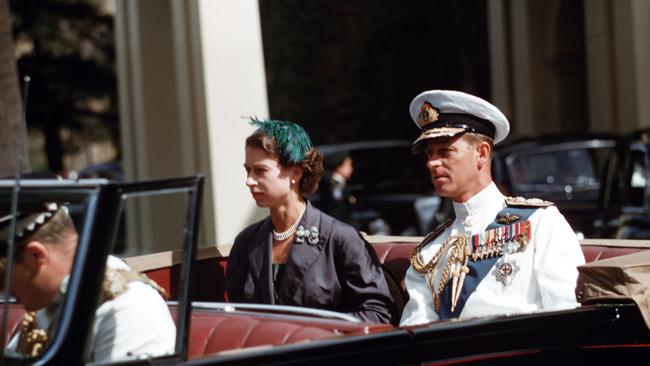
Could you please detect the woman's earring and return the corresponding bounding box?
[291,179,296,184]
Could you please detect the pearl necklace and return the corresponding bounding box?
[272,207,306,241]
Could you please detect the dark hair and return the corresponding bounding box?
[246,132,324,194]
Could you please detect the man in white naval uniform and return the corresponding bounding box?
[400,90,585,326]
[1,204,176,362]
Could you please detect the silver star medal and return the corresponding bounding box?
[493,257,520,286]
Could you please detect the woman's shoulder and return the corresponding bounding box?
[235,216,270,242]
[311,206,362,242]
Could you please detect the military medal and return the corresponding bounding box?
[471,220,531,261]
[493,258,520,286]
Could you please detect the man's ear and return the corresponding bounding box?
[476,142,492,169]
[22,241,49,273]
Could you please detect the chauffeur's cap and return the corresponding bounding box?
[409,90,510,153]
[0,202,66,252]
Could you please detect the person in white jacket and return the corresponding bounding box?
[400,90,585,326]
[1,203,176,362]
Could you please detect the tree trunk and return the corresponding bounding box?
[0,0,29,178]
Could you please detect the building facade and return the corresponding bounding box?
[115,0,650,251]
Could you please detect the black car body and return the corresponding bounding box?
[492,134,619,238]
[597,129,650,238]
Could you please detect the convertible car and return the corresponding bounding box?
[1,176,650,365]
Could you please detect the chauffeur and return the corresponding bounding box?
[399,90,586,326]
[1,203,176,362]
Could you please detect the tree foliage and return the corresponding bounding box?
[11,0,117,174]
[0,0,28,177]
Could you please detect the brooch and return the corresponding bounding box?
[492,258,520,286]
[294,225,320,246]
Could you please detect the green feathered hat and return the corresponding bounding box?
[249,118,313,165]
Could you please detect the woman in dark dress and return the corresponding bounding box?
[226,118,395,324]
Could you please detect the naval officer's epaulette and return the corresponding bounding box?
[101,266,169,302]
[504,196,554,208]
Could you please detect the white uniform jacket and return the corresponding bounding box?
[7,256,176,363]
[400,183,585,326]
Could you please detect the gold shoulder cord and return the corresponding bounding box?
[411,218,471,313]
[417,235,470,313]
[15,312,48,357]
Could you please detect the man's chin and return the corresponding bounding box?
[432,185,452,198]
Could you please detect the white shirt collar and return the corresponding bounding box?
[452,182,504,222]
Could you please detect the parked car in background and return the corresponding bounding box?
[596,129,650,239]
[313,140,445,236]
[76,160,125,182]
[492,134,619,238]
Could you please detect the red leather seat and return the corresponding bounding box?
[373,242,416,289]
[0,304,26,342]
[0,303,385,359]
[188,311,336,358]
[184,308,392,359]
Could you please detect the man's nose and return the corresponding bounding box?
[427,157,441,169]
[245,176,256,187]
